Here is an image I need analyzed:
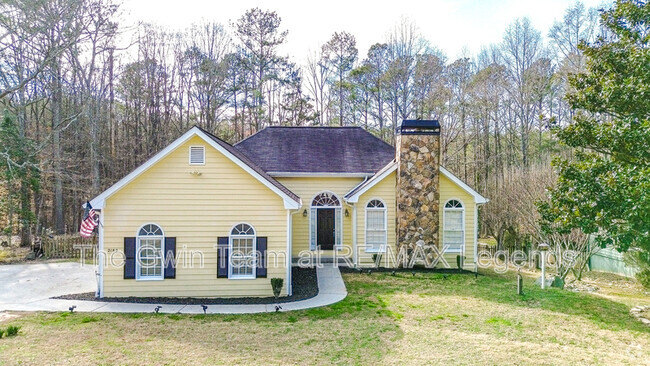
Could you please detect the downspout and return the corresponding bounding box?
[286,208,300,296]
[352,203,358,268]
[474,203,485,272]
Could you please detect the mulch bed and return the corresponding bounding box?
[54,267,318,305]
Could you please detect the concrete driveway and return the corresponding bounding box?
[0,262,96,311]
[0,264,346,314]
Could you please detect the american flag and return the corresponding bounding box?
[79,201,98,238]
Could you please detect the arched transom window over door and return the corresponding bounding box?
[443,199,465,253]
[310,192,342,251]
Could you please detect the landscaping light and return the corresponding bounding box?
[69,305,76,313]
[201,305,208,314]
[154,306,162,314]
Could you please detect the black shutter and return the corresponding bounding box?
[217,237,229,278]
[164,237,176,279]
[256,237,267,278]
[124,237,136,279]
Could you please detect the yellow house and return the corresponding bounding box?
[89,120,487,298]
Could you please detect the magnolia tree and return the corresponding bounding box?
[541,0,650,287]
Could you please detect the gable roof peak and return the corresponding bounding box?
[89,126,301,210]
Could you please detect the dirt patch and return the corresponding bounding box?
[0,311,20,323]
[54,267,318,305]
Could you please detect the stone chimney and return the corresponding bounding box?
[396,120,441,252]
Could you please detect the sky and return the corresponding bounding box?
[120,0,607,64]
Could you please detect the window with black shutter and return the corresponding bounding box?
[164,237,176,279]
[256,237,267,278]
[124,237,136,279]
[217,237,229,278]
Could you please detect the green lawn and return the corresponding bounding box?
[1,269,649,365]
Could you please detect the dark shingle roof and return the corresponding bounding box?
[196,126,301,204]
[234,127,395,175]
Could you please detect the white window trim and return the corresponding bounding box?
[364,198,387,253]
[309,191,344,251]
[228,223,257,280]
[443,199,465,254]
[189,145,206,165]
[135,223,165,281]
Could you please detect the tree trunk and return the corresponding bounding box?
[52,55,65,234]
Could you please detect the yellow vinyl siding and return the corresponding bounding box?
[355,171,397,267]
[275,177,363,258]
[102,136,288,298]
[439,174,476,269]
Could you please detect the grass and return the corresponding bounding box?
[0,269,648,365]
[0,246,29,264]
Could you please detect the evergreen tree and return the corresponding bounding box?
[540,0,650,283]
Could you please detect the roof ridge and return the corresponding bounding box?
[265,125,363,129]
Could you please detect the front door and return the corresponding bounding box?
[317,208,335,250]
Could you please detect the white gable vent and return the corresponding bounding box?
[189,146,205,165]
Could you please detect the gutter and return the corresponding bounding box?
[474,202,487,272]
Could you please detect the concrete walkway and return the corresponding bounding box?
[0,264,347,314]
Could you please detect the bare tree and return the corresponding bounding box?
[501,17,543,167]
[305,49,331,125]
[322,31,357,126]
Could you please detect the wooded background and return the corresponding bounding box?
[0,0,605,248]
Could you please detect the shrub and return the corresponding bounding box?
[271,278,283,299]
[624,250,650,289]
[636,268,650,289]
[0,328,4,338]
[5,325,20,337]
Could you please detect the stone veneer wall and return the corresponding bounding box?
[396,132,441,252]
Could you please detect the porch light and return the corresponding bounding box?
[302,209,308,217]
[344,209,349,217]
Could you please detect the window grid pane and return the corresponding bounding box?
[444,208,464,251]
[367,211,384,230]
[139,238,163,278]
[366,207,386,252]
[230,237,254,277]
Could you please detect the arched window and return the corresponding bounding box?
[443,200,464,253]
[229,223,256,279]
[365,199,387,253]
[137,224,164,280]
[312,192,341,207]
[310,192,342,251]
